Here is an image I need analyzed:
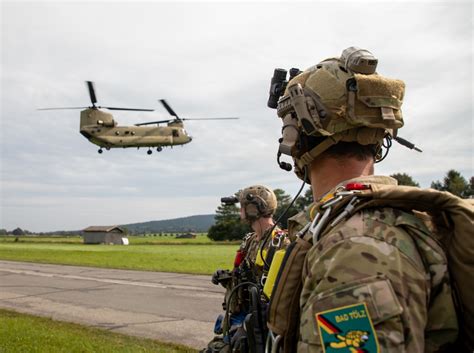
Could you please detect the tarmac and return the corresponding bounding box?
[0,260,225,349]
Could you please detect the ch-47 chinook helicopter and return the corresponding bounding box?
[39,81,238,154]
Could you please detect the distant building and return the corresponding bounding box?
[175,232,197,239]
[82,226,128,245]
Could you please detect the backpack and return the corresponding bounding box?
[267,185,474,352]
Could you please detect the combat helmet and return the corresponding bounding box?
[271,47,418,181]
[238,185,277,222]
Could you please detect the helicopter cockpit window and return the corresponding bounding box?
[172,129,179,137]
[124,131,130,135]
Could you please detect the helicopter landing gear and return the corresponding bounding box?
[147,149,152,155]
[98,148,103,154]
[156,146,163,152]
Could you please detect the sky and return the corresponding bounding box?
[1,1,472,232]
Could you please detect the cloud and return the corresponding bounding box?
[1,2,472,231]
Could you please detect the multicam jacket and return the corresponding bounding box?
[298,175,458,353]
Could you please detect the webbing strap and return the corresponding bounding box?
[298,135,341,166]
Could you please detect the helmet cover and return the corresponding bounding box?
[238,185,277,221]
[276,47,405,179]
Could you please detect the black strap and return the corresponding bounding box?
[263,245,277,272]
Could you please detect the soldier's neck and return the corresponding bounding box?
[310,156,374,201]
[251,217,274,240]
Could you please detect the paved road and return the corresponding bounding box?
[0,260,225,349]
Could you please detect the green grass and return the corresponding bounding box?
[0,308,196,353]
[0,237,239,274]
[0,234,217,245]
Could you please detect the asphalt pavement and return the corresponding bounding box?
[0,260,225,349]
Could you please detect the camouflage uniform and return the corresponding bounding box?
[298,175,458,353]
[287,209,310,241]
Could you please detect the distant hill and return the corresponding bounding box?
[121,214,216,234]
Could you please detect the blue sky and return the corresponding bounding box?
[1,1,472,231]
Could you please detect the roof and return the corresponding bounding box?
[83,226,124,233]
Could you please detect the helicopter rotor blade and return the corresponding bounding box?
[181,117,239,121]
[103,107,154,112]
[159,99,180,119]
[86,81,98,106]
[37,107,89,110]
[134,119,172,126]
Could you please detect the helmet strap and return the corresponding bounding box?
[298,134,342,169]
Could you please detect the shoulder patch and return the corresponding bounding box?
[316,302,379,353]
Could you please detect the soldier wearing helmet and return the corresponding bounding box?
[265,48,459,353]
[236,185,287,277]
[202,185,289,353]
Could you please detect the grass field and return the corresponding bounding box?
[0,308,196,353]
[0,234,215,245]
[0,236,239,274]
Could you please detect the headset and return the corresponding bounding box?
[221,186,275,221]
[244,192,269,219]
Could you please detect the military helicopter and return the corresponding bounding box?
[39,81,238,154]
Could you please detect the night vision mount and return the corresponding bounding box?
[220,196,239,205]
[267,68,302,109]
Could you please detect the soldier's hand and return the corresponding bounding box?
[212,269,232,286]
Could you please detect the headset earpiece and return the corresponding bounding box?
[240,186,275,221]
[244,193,268,219]
[245,203,260,218]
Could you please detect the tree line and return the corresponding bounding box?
[207,169,473,241]
[3,170,471,238]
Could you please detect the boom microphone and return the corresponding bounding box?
[279,161,292,171]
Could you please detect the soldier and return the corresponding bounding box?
[265,47,464,353]
[204,185,289,353]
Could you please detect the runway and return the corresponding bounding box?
[0,260,225,349]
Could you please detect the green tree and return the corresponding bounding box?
[390,172,420,187]
[468,177,474,198]
[12,227,24,236]
[274,188,300,229]
[207,203,250,241]
[295,188,313,210]
[431,170,472,198]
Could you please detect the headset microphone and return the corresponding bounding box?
[279,162,292,171]
[277,152,292,171]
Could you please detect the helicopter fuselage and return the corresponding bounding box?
[79,109,192,149]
